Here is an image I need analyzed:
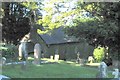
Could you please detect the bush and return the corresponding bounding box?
[93,46,105,62]
[0,43,18,62]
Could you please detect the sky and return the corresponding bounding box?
[41,0,77,16]
[40,0,90,26]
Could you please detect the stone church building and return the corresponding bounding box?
[25,26,94,60]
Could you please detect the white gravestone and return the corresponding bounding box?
[88,56,94,63]
[54,49,59,61]
[112,69,119,78]
[18,44,22,59]
[34,43,41,65]
[18,42,28,60]
[98,62,108,78]
[54,54,59,61]
[50,55,53,60]
[18,42,28,70]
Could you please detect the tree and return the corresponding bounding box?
[2,1,79,40]
[37,0,79,34]
[0,3,3,43]
[2,2,31,45]
[65,2,120,59]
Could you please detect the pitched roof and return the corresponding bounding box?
[39,27,79,45]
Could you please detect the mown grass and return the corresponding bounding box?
[2,59,114,78]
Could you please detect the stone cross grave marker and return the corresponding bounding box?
[33,43,41,65]
[76,52,80,64]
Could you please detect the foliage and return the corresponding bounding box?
[36,0,79,33]
[21,2,42,22]
[93,46,105,62]
[0,43,18,61]
[65,2,120,60]
[1,1,120,60]
[2,2,44,45]
[2,1,80,43]
[2,2,31,45]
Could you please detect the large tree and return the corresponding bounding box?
[2,1,79,44]
[2,2,31,44]
[65,2,120,59]
[37,0,79,34]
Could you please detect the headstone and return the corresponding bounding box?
[18,42,28,61]
[0,57,6,68]
[112,69,119,78]
[54,54,59,61]
[33,43,41,65]
[54,49,59,61]
[88,56,94,63]
[97,62,108,78]
[50,55,53,60]
[2,57,6,65]
[18,43,23,60]
[76,52,80,64]
[18,42,28,70]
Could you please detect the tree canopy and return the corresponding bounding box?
[65,2,119,47]
[2,2,31,44]
[65,2,120,59]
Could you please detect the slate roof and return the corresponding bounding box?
[39,27,79,45]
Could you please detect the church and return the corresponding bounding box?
[24,26,94,60]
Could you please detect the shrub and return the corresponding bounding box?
[93,46,105,62]
[0,43,18,62]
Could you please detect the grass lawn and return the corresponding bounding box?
[2,58,114,78]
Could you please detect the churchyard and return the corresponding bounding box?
[1,1,120,79]
[2,58,114,78]
[0,43,119,79]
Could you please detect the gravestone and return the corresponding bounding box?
[18,43,22,60]
[112,69,119,78]
[76,52,80,64]
[97,62,108,78]
[54,49,59,61]
[18,42,28,61]
[18,42,28,70]
[50,55,53,60]
[1,57,6,65]
[33,43,41,65]
[54,54,59,61]
[88,56,94,63]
